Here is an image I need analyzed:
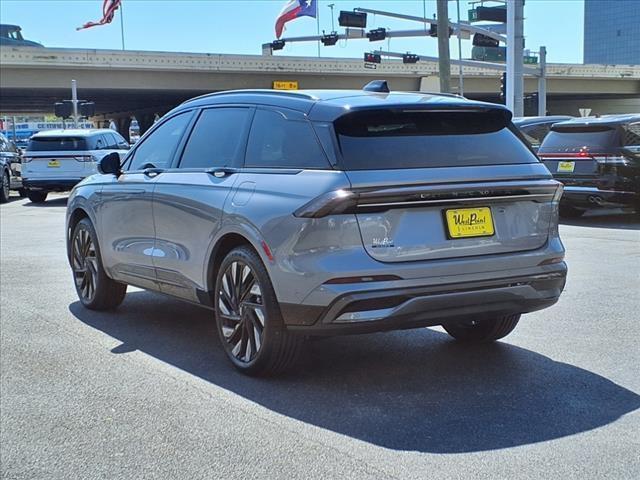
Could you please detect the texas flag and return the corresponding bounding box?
[275,0,317,39]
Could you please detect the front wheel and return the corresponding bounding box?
[27,190,48,203]
[443,314,521,343]
[214,246,302,376]
[71,218,127,310]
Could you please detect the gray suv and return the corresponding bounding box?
[66,84,567,375]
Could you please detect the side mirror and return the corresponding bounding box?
[98,152,121,176]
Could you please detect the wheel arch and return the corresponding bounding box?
[204,228,270,305]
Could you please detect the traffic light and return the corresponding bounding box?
[402,53,419,64]
[339,11,367,28]
[79,102,95,118]
[472,33,499,48]
[366,28,386,42]
[429,24,454,38]
[54,102,73,119]
[320,33,339,46]
[364,52,381,64]
[271,40,285,51]
[500,72,507,104]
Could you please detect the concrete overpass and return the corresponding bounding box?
[1,46,639,137]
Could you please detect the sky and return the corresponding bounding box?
[0,0,585,64]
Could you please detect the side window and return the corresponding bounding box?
[179,108,251,169]
[623,122,640,148]
[245,109,330,169]
[127,112,191,171]
[0,137,7,152]
[94,135,106,150]
[112,131,129,149]
[102,132,118,149]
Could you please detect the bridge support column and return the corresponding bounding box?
[116,117,132,143]
[137,113,156,136]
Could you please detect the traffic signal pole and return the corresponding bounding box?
[506,0,524,116]
[71,79,79,128]
[436,0,451,93]
[538,46,547,116]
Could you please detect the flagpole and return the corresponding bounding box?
[119,1,126,50]
[316,1,321,57]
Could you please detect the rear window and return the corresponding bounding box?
[540,125,620,153]
[334,109,537,170]
[27,136,89,151]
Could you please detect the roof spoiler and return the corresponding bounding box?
[363,80,390,93]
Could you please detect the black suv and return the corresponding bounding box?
[538,114,640,217]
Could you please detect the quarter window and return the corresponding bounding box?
[179,108,250,169]
[127,112,191,170]
[245,109,330,169]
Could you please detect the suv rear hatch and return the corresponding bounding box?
[24,136,95,178]
[537,123,623,182]
[331,107,561,263]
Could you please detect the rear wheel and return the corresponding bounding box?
[27,190,48,203]
[443,314,521,343]
[559,204,585,218]
[71,218,127,310]
[0,171,9,203]
[214,246,302,376]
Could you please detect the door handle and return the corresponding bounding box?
[143,168,164,178]
[206,167,238,178]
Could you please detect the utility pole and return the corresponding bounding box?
[436,0,451,93]
[538,46,547,116]
[506,0,524,115]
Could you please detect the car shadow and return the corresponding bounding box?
[69,292,640,453]
[25,196,68,207]
[560,209,640,230]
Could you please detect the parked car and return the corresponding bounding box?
[0,132,24,203]
[22,129,129,203]
[513,116,573,153]
[0,24,43,47]
[66,84,567,375]
[538,114,640,217]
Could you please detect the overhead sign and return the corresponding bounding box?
[273,81,298,90]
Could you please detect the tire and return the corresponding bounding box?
[70,218,127,310]
[559,204,585,218]
[214,246,302,376]
[27,190,48,203]
[443,314,521,343]
[0,171,9,203]
[17,188,27,198]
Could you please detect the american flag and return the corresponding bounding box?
[77,0,122,30]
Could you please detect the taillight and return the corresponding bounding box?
[593,155,631,166]
[75,155,95,162]
[552,183,564,203]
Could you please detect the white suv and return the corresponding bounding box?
[22,129,129,203]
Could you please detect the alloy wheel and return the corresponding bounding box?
[218,261,265,363]
[72,227,98,302]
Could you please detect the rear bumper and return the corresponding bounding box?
[561,186,639,209]
[283,264,567,335]
[23,178,83,192]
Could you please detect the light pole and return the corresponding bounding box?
[436,0,451,93]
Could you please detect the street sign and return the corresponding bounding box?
[273,81,298,90]
[524,56,539,65]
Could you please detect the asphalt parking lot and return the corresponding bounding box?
[1,193,639,480]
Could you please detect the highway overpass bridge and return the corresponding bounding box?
[1,46,639,138]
